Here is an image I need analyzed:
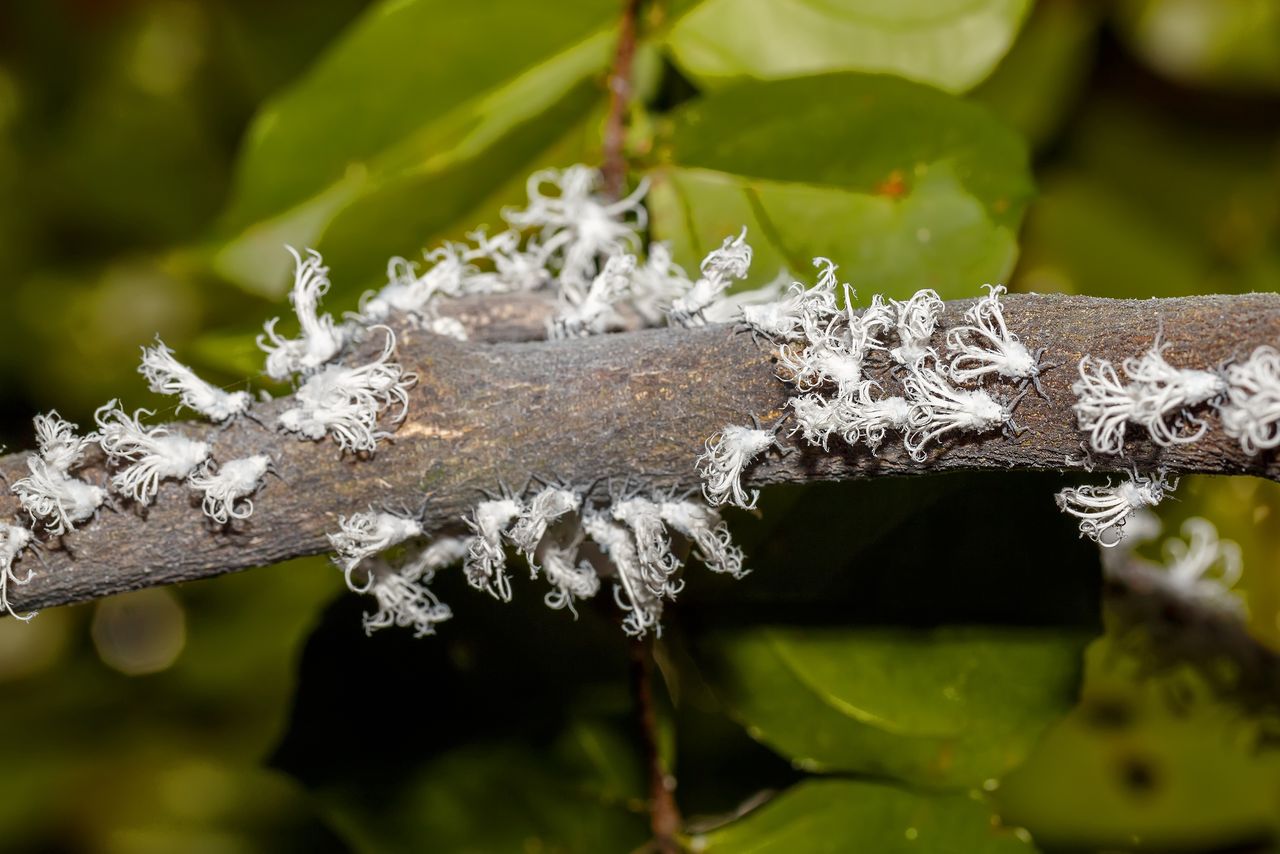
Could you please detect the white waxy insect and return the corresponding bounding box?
[187,455,272,524]
[462,498,524,602]
[1122,343,1226,446]
[583,512,661,638]
[668,229,753,328]
[658,499,747,579]
[11,456,107,535]
[1220,345,1280,454]
[32,411,97,474]
[697,426,777,509]
[1055,470,1175,548]
[902,366,1016,462]
[613,496,681,598]
[95,401,210,505]
[508,487,581,563]
[503,165,647,293]
[278,327,415,454]
[539,539,601,617]
[550,254,636,338]
[888,289,943,368]
[0,523,36,621]
[946,285,1047,395]
[258,247,347,380]
[140,337,251,422]
[328,510,424,593]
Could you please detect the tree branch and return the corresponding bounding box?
[4,292,1279,614]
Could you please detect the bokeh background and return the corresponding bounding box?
[0,1,1278,851]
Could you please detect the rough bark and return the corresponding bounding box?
[4,292,1278,613]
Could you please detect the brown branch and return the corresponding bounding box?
[3,292,1279,615]
[600,0,643,199]
[629,635,682,852]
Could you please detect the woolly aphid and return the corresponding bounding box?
[668,229,753,328]
[1221,345,1280,454]
[187,455,272,524]
[842,382,912,453]
[1055,470,1176,548]
[0,523,36,621]
[1073,341,1226,455]
[697,425,777,509]
[140,337,251,422]
[95,401,209,505]
[946,285,1048,396]
[503,165,647,292]
[902,364,1017,463]
[539,539,601,616]
[462,498,524,602]
[328,509,424,594]
[739,270,838,343]
[258,247,347,380]
[278,326,415,454]
[582,511,662,638]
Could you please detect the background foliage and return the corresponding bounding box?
[0,1,1278,851]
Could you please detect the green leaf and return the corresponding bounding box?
[210,0,619,297]
[666,0,1032,94]
[648,73,1033,299]
[696,779,1037,853]
[700,626,1087,788]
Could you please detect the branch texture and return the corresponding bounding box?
[4,292,1278,613]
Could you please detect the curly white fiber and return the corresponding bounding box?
[187,455,271,524]
[32,411,96,474]
[1122,344,1226,446]
[550,254,636,338]
[888,289,943,367]
[902,365,1013,462]
[508,486,580,561]
[613,496,681,598]
[630,243,694,324]
[11,456,107,535]
[668,229,753,328]
[1221,345,1280,454]
[740,274,837,342]
[1072,356,1137,456]
[0,523,36,621]
[95,401,210,505]
[463,498,523,602]
[1055,470,1176,547]
[358,537,466,638]
[658,499,747,579]
[539,539,601,617]
[841,383,912,452]
[503,165,647,292]
[697,425,776,509]
[1157,517,1245,614]
[140,337,251,422]
[258,247,347,380]
[788,393,846,451]
[1074,343,1227,455]
[328,510,424,593]
[583,511,661,638]
[946,285,1044,391]
[278,327,415,454]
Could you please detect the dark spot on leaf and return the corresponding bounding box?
[1082,697,1134,730]
[1118,755,1160,797]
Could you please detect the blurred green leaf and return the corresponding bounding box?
[666,0,1031,94]
[699,627,1087,788]
[972,0,1101,150]
[648,73,1033,297]
[696,778,1037,853]
[211,0,619,298]
[1114,0,1280,93]
[997,638,1280,850]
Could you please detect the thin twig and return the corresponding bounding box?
[629,635,683,852]
[601,0,642,199]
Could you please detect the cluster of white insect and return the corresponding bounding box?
[697,262,1042,506]
[324,478,747,639]
[11,412,107,536]
[1073,340,1228,455]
